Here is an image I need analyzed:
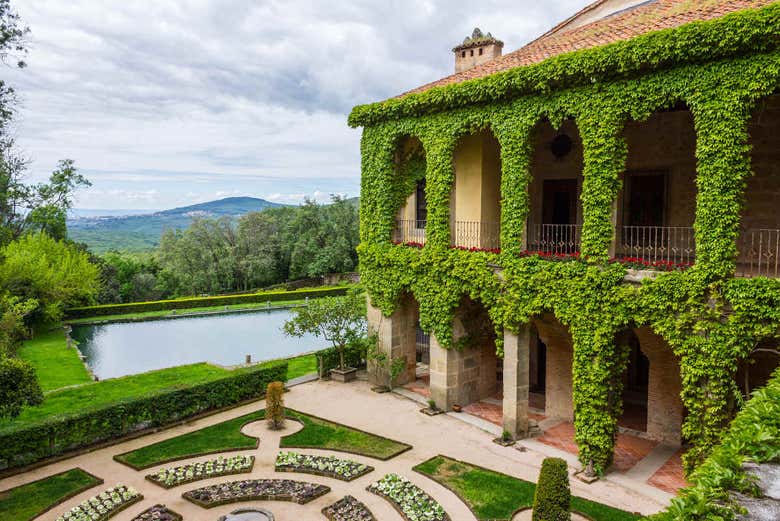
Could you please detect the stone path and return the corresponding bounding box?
[1,379,671,520]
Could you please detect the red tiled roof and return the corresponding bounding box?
[401,0,778,97]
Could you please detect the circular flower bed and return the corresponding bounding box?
[368,474,449,521]
[56,484,142,521]
[182,479,331,508]
[322,495,376,521]
[131,504,182,521]
[147,455,254,488]
[275,451,373,481]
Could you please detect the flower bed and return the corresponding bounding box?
[367,474,449,521]
[131,504,182,521]
[275,451,373,481]
[55,485,142,521]
[146,455,254,488]
[182,479,330,508]
[322,495,376,521]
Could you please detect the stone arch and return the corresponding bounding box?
[450,127,502,250]
[526,118,584,254]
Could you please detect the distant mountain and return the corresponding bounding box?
[68,197,285,253]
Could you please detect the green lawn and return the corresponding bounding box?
[65,299,308,325]
[286,353,318,380]
[115,408,411,469]
[0,468,102,521]
[18,330,92,392]
[0,363,237,434]
[414,456,641,521]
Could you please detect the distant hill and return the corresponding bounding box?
[68,197,284,253]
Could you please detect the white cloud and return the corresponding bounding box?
[6,0,590,210]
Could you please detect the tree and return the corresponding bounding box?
[283,289,366,371]
[0,233,101,325]
[0,294,36,356]
[0,357,42,419]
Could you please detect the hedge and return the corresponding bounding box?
[532,458,571,521]
[317,338,369,376]
[65,286,349,319]
[0,361,287,471]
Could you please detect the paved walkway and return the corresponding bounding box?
[1,380,672,520]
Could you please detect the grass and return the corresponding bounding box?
[65,299,308,325]
[286,353,318,380]
[0,363,237,434]
[18,330,92,392]
[0,468,102,521]
[414,456,641,521]
[115,407,411,469]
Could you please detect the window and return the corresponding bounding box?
[415,179,427,228]
[470,49,474,57]
[461,51,466,58]
[625,172,667,227]
[479,47,483,56]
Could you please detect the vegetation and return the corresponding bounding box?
[0,468,102,521]
[0,361,287,471]
[353,1,780,474]
[0,356,42,418]
[532,458,571,521]
[17,329,90,391]
[653,367,780,520]
[286,353,318,380]
[65,285,348,319]
[414,456,639,521]
[116,408,410,469]
[284,289,366,371]
[266,381,285,430]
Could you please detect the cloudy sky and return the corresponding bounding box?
[5,0,589,211]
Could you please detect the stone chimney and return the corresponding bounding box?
[453,28,503,74]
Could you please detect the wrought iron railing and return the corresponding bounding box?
[393,219,426,245]
[451,220,500,250]
[617,226,695,266]
[526,223,582,254]
[737,228,780,278]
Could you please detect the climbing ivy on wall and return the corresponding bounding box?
[353,4,780,477]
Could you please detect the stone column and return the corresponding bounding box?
[366,298,417,387]
[429,333,459,410]
[503,327,530,438]
[366,300,392,386]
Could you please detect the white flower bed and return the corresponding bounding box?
[368,474,449,521]
[275,451,373,481]
[56,484,141,521]
[148,455,254,488]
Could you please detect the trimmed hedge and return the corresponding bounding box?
[0,361,287,471]
[65,286,349,319]
[317,338,369,376]
[532,458,571,521]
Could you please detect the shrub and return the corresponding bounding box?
[0,361,286,471]
[532,458,571,521]
[0,357,43,418]
[266,381,285,430]
[317,335,370,375]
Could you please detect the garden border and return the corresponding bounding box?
[0,467,104,521]
[366,478,452,521]
[182,480,331,508]
[131,504,184,521]
[413,455,626,521]
[144,456,256,489]
[276,454,375,482]
[321,495,377,521]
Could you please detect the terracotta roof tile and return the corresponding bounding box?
[399,0,777,97]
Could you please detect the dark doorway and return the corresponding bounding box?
[415,179,427,229]
[542,179,578,225]
[529,330,547,411]
[620,332,649,432]
[625,172,666,227]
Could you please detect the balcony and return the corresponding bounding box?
[393,219,426,246]
[451,221,500,250]
[737,229,780,277]
[526,223,582,254]
[617,226,695,267]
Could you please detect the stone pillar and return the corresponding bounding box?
[536,317,574,421]
[503,327,530,438]
[366,296,417,387]
[635,327,683,445]
[429,333,460,410]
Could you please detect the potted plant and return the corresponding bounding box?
[284,289,366,383]
[421,398,444,416]
[493,429,516,447]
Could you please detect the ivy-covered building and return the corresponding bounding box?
[351,0,780,477]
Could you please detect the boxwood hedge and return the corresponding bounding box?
[0,361,286,472]
[65,286,349,319]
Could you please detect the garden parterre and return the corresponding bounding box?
[55,485,141,521]
[147,455,254,488]
[368,474,450,521]
[275,451,373,481]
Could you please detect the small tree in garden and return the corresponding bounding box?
[0,357,43,419]
[532,457,571,521]
[283,289,366,372]
[266,381,285,430]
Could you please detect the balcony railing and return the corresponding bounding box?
[393,219,426,245]
[451,221,500,250]
[526,223,582,254]
[617,226,695,266]
[738,228,780,278]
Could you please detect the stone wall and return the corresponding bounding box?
[366,294,418,387]
[535,315,574,421]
